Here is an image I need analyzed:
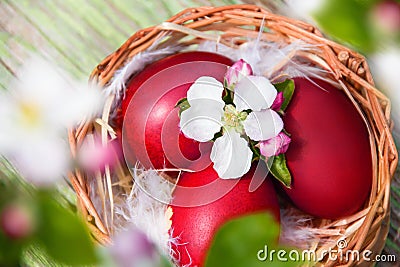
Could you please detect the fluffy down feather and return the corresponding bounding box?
[113,168,177,256]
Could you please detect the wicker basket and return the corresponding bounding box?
[68,4,398,266]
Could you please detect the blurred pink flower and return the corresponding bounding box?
[259,132,291,158]
[78,135,119,173]
[109,227,161,267]
[372,0,400,34]
[0,203,35,240]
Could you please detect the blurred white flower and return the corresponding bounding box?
[371,47,400,140]
[285,0,325,21]
[0,56,104,186]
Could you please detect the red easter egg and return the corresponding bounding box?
[170,163,280,266]
[119,52,233,172]
[283,78,372,219]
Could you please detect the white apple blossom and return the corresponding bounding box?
[180,75,283,179]
[0,56,104,186]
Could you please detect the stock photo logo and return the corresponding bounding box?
[257,239,397,264]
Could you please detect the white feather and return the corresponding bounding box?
[280,207,337,249]
[198,40,334,84]
[105,46,181,98]
[113,168,176,256]
[104,43,182,119]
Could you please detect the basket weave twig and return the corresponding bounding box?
[68,5,398,266]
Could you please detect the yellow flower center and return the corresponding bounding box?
[222,104,247,133]
[19,101,42,128]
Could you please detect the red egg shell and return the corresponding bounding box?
[120,52,233,171]
[170,163,280,267]
[283,78,372,219]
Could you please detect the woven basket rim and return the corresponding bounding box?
[68,4,398,266]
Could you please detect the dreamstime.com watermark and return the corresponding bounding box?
[257,239,397,264]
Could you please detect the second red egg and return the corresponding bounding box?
[282,78,373,219]
[170,163,280,267]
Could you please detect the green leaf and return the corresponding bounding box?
[249,140,261,162]
[273,79,295,111]
[22,242,71,267]
[36,192,98,266]
[269,154,292,188]
[222,87,234,104]
[159,255,174,267]
[314,0,376,53]
[205,213,299,267]
[176,98,190,117]
[0,231,24,267]
[212,131,223,141]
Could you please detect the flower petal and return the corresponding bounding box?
[54,83,104,128]
[13,57,104,129]
[243,109,283,141]
[210,130,252,179]
[180,99,224,142]
[13,136,69,186]
[234,76,277,111]
[187,76,225,104]
[259,132,291,158]
[0,95,14,151]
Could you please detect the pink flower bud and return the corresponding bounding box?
[270,92,284,111]
[0,203,35,240]
[259,132,291,158]
[372,0,400,34]
[225,59,253,87]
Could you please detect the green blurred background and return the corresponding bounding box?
[0,0,399,266]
